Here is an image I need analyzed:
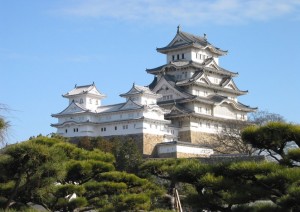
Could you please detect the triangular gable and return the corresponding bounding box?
[118,99,143,111]
[204,59,220,70]
[146,105,169,115]
[57,101,87,115]
[215,100,245,112]
[169,106,185,115]
[197,73,211,85]
[121,86,140,96]
[167,33,191,48]
[152,76,190,99]
[168,105,192,115]
[88,86,102,96]
[223,79,239,91]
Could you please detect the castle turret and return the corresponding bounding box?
[62,83,106,111]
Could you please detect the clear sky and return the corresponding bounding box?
[1,0,300,144]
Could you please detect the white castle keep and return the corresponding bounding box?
[52,27,256,158]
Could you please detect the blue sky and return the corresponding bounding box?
[1,0,300,144]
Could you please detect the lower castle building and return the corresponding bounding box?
[51,27,256,158]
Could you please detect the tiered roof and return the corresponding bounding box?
[156,26,227,56]
[120,83,160,98]
[146,57,238,77]
[146,27,257,114]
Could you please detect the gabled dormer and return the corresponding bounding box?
[62,83,106,111]
[120,83,161,105]
[156,26,227,65]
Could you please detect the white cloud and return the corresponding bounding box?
[56,0,300,25]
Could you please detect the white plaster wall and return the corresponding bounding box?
[189,120,221,134]
[68,94,100,111]
[143,110,164,120]
[207,75,223,85]
[158,144,213,156]
[177,145,214,155]
[189,86,211,97]
[166,51,191,63]
[214,104,236,119]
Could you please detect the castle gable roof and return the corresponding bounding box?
[156,27,227,56]
[150,75,193,99]
[214,98,257,112]
[52,101,88,117]
[63,83,106,98]
[118,99,144,111]
[169,104,194,116]
[120,83,159,98]
[221,78,241,91]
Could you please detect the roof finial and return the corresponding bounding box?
[92,81,95,85]
[133,82,135,86]
[177,25,181,33]
[75,84,77,88]
[204,33,207,40]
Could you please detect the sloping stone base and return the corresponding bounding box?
[179,130,218,147]
[104,133,164,157]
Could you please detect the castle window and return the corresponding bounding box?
[115,126,117,130]
[65,129,68,133]
[182,53,185,59]
[172,55,175,60]
[197,107,202,113]
[199,122,202,127]
[206,123,210,128]
[95,100,98,105]
[80,99,83,104]
[89,99,92,104]
[177,54,179,60]
[123,125,128,130]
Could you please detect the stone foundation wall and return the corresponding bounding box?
[143,134,164,157]
[179,130,218,148]
[178,131,192,143]
[70,134,164,157]
[105,133,164,157]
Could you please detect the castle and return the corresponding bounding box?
[51,27,256,158]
